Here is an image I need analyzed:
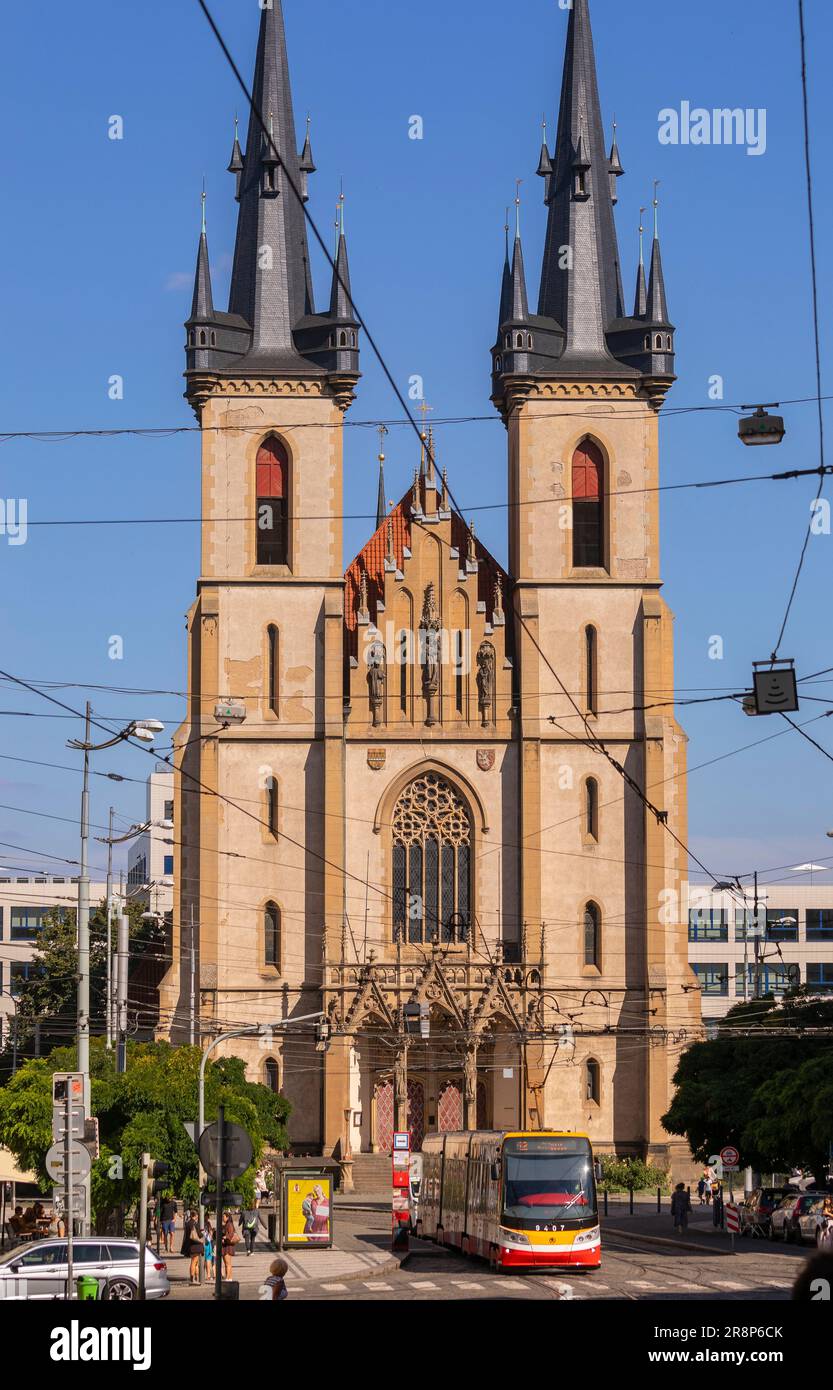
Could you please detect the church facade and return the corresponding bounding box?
[160,0,699,1172]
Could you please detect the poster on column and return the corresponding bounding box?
[283,1175,334,1247]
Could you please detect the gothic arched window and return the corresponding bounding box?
[264,901,281,969]
[267,777,279,839]
[572,440,604,568]
[267,624,279,715]
[584,902,601,967]
[264,1057,279,1093]
[585,778,599,841]
[392,772,472,945]
[585,624,598,714]
[585,1058,601,1104]
[256,436,288,566]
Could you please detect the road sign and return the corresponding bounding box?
[198,1121,254,1180]
[725,1202,740,1234]
[720,1145,740,1170]
[393,1132,410,1152]
[46,1140,91,1183]
[53,1184,90,1219]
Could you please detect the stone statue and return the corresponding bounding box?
[367,641,386,727]
[420,583,442,726]
[476,641,496,727]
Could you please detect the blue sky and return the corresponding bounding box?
[0,0,832,889]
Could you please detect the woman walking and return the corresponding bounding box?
[203,1217,215,1280]
[222,1209,239,1281]
[184,1209,203,1286]
[671,1183,692,1234]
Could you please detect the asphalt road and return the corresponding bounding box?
[236,1230,805,1302]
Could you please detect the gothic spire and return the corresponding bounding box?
[376,425,388,531]
[608,118,624,204]
[329,191,356,322]
[510,185,530,322]
[646,184,670,324]
[227,115,244,200]
[191,188,214,321]
[226,0,315,365]
[185,2,359,399]
[633,206,647,318]
[537,0,623,365]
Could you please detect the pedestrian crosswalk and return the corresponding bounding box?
[290,1270,792,1299]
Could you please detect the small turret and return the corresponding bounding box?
[299,115,316,203]
[608,118,624,205]
[227,116,244,201]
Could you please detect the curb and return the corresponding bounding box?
[605,1225,733,1256]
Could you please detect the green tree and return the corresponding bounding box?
[662,991,833,1183]
[0,1038,290,1228]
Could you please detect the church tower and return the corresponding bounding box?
[164,1,358,1141]
[491,0,694,1164]
[163,0,697,1172]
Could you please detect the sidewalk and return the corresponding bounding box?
[602,1201,740,1253]
[165,1207,398,1294]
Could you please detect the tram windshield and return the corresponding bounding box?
[501,1138,596,1224]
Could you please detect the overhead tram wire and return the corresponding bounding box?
[770,0,827,662]
[6,458,833,531]
[4,390,833,444]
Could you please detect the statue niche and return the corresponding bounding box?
[476,641,496,728]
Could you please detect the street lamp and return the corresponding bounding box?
[738,404,786,447]
[68,705,163,1086]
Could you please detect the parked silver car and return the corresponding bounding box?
[769,1191,825,1243]
[795,1197,829,1247]
[0,1238,170,1300]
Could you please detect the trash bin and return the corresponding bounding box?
[76,1275,101,1301]
[217,1280,239,1300]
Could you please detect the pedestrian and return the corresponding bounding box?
[184,1209,203,1286]
[697,1176,707,1205]
[203,1218,215,1280]
[671,1182,691,1234]
[265,1257,289,1302]
[821,1194,833,1248]
[222,1209,239,1281]
[159,1194,177,1254]
[702,1166,714,1205]
[240,1203,259,1256]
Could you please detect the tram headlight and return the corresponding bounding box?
[573,1226,600,1247]
[498,1227,530,1246]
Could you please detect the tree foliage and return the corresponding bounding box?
[662,991,833,1180]
[0,1038,290,1225]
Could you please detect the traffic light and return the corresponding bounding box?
[145,1158,170,1197]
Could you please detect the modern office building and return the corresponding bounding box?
[0,876,108,1047]
[688,882,833,1020]
[127,764,175,920]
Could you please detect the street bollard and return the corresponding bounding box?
[629,1187,634,1216]
[657,1187,661,1214]
[603,1188,608,1216]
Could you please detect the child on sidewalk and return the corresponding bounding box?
[265,1257,289,1301]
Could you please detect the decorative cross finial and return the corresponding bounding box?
[638,205,646,265]
[515,179,523,238]
[201,178,206,235]
[339,177,346,237]
[418,400,434,431]
[377,422,388,463]
[653,179,660,238]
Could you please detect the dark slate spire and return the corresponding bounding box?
[646,189,669,323]
[537,0,623,366]
[608,119,624,205]
[510,193,530,322]
[492,0,676,412]
[191,190,214,320]
[633,207,647,318]
[299,115,316,203]
[185,2,359,402]
[227,116,244,200]
[536,116,553,199]
[498,209,512,325]
[329,194,355,320]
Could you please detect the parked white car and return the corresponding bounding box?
[0,1238,169,1300]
